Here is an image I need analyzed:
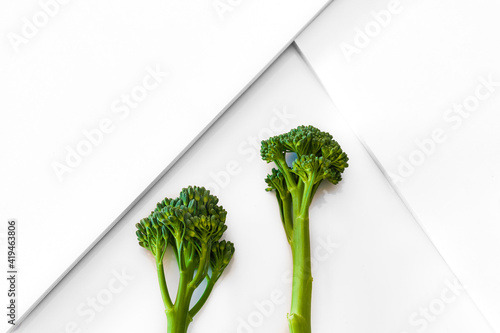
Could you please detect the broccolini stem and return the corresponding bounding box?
[296,180,305,205]
[157,258,174,310]
[168,268,195,333]
[288,210,312,333]
[189,277,215,318]
[276,159,297,190]
[282,195,294,243]
[190,248,209,288]
[166,310,189,333]
[300,179,316,216]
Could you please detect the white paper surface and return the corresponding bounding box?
[296,0,500,330]
[10,46,493,333]
[0,0,331,322]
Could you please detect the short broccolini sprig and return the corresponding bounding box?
[261,125,348,333]
[136,186,235,333]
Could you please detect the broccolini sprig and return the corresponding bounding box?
[136,186,235,333]
[261,125,348,333]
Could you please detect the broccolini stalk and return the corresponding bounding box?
[136,186,235,333]
[261,125,348,333]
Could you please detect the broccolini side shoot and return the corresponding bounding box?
[136,186,235,333]
[261,125,348,333]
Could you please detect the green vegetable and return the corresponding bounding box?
[261,125,348,333]
[136,186,235,333]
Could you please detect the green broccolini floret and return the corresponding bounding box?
[261,125,348,333]
[136,186,235,333]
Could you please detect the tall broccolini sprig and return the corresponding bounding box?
[261,125,348,333]
[136,186,235,333]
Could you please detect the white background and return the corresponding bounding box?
[296,0,500,330]
[9,47,493,333]
[2,0,500,332]
[0,0,330,324]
